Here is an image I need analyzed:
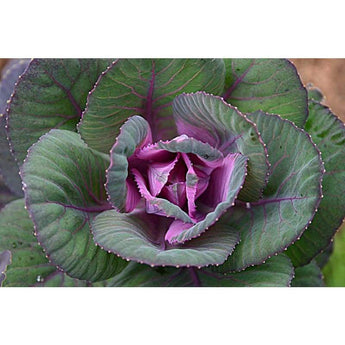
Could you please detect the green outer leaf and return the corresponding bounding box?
[287,101,345,266]
[291,260,324,287]
[7,58,112,163]
[203,254,294,287]
[34,271,89,287]
[78,59,225,152]
[322,224,345,287]
[105,262,188,287]
[0,250,11,286]
[173,92,269,201]
[21,129,127,282]
[0,59,29,195]
[223,59,308,127]
[314,242,333,269]
[0,199,56,287]
[221,111,323,272]
[0,115,22,195]
[0,175,17,209]
[106,116,151,211]
[91,209,240,268]
[107,254,294,287]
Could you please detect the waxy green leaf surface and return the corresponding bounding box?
[287,101,345,266]
[223,59,308,127]
[219,111,323,272]
[106,116,152,211]
[21,130,127,282]
[92,210,240,268]
[291,260,324,287]
[7,59,112,163]
[107,254,294,287]
[0,199,56,287]
[173,92,269,201]
[78,59,225,152]
[0,59,29,195]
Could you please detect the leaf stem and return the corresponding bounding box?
[189,267,202,287]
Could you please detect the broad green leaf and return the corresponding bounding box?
[314,242,333,269]
[203,254,294,287]
[223,59,308,127]
[34,271,89,287]
[105,262,189,287]
[106,116,152,211]
[0,175,17,209]
[91,209,240,268]
[107,254,294,287]
[0,199,56,287]
[322,224,345,287]
[287,101,345,266]
[0,59,29,195]
[0,199,91,287]
[21,129,127,282]
[291,260,324,287]
[173,92,269,201]
[0,250,11,286]
[221,111,323,272]
[7,59,112,163]
[78,59,225,152]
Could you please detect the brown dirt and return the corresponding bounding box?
[290,58,345,122]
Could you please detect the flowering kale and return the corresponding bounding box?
[0,58,344,287]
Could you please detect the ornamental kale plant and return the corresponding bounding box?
[0,58,344,287]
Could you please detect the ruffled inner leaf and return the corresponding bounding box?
[173,92,269,202]
[106,116,152,212]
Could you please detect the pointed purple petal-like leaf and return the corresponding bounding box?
[165,220,194,243]
[147,155,179,196]
[168,153,248,245]
[160,182,186,208]
[132,168,193,223]
[182,153,198,219]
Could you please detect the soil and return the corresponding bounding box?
[291,59,345,122]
